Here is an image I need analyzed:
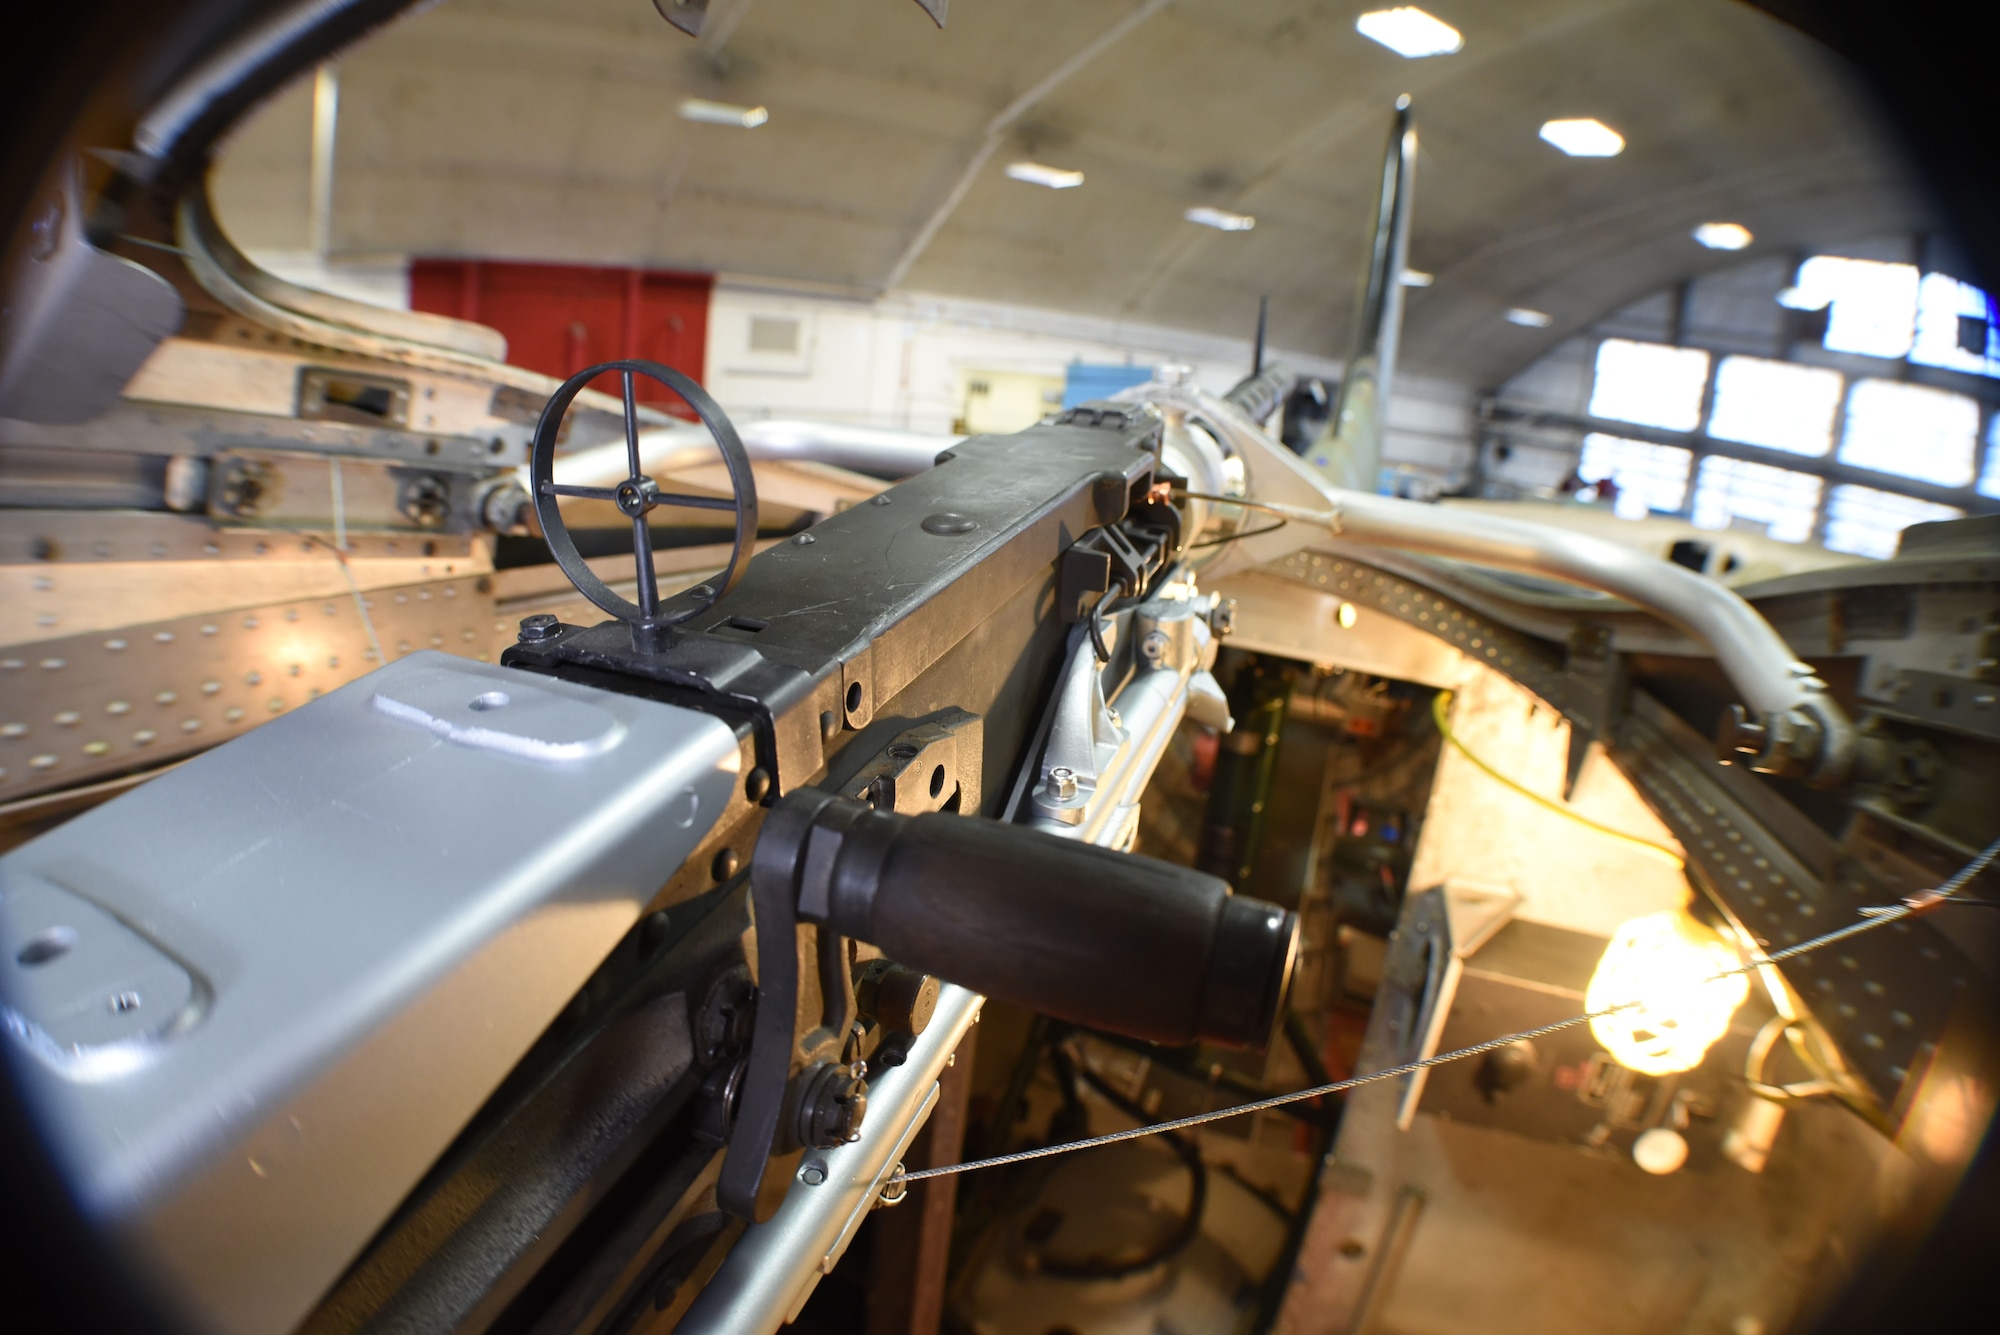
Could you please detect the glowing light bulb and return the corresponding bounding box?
[1586,911,1748,1076]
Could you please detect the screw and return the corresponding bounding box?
[518,614,560,643]
[399,474,452,528]
[793,532,817,546]
[801,1163,827,1186]
[1046,766,1079,801]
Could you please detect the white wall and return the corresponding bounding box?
[703,281,1319,433]
[250,250,414,312]
[242,251,1480,481]
[704,280,1480,484]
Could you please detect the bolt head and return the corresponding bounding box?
[796,1063,870,1148]
[1714,704,1767,759]
[921,512,977,536]
[517,614,560,643]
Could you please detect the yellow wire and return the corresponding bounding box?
[1431,691,1685,869]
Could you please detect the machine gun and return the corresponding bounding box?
[0,339,1306,1334]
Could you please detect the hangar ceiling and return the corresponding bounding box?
[211,0,1928,388]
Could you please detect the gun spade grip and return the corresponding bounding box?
[751,792,1297,1049]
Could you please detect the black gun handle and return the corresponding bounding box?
[750,791,1298,1049]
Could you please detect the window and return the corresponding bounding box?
[1779,256,1919,359]
[1578,433,1693,518]
[1588,339,1710,431]
[1912,271,2000,378]
[1706,355,1842,456]
[1822,485,1963,560]
[1690,456,1821,543]
[1838,379,1978,487]
[1983,414,2000,500]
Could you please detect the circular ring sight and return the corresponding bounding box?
[529,359,759,651]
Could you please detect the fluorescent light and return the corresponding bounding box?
[1506,307,1553,328]
[1539,117,1624,157]
[1356,7,1464,58]
[1693,221,1753,251]
[679,98,768,128]
[1185,206,1254,232]
[1005,161,1084,190]
[1400,269,1433,287]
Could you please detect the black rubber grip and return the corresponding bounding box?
[751,791,1298,1049]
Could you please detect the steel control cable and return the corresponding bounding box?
[890,836,2000,1189]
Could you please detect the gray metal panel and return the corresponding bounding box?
[0,651,741,1335]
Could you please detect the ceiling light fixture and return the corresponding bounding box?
[1185,206,1255,232]
[1693,221,1754,251]
[1539,117,1624,158]
[1005,161,1085,190]
[1506,307,1553,328]
[679,98,769,128]
[1355,7,1464,58]
[1401,269,1434,287]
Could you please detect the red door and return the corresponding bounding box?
[410,260,713,415]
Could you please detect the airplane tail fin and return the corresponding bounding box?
[1304,95,1417,494]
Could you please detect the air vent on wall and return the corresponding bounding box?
[724,308,813,375]
[748,316,801,354]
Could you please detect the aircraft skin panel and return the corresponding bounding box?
[0,653,742,1335]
